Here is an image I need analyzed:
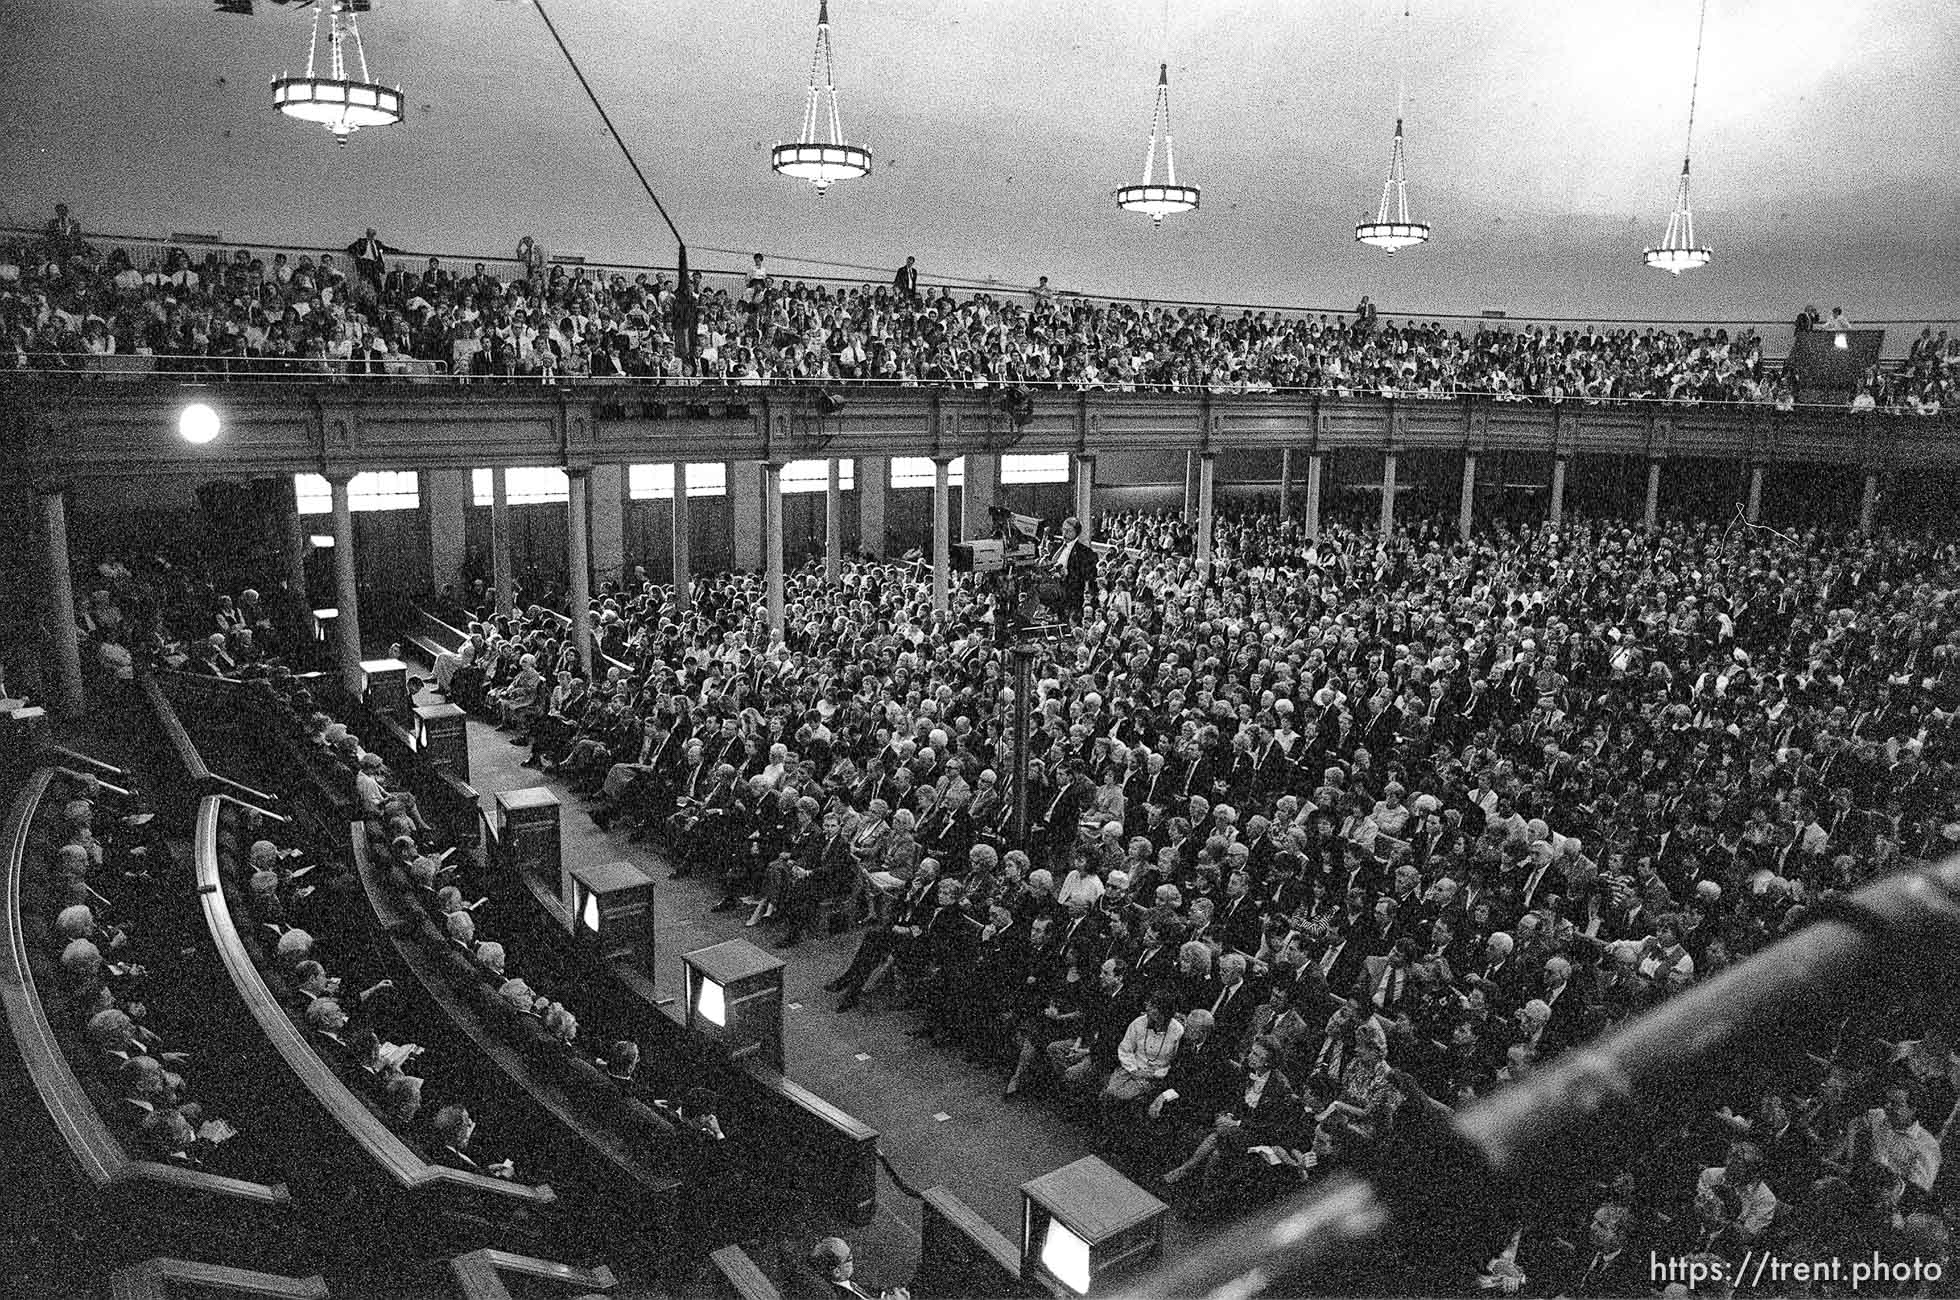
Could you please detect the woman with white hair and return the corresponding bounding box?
[495,653,544,730]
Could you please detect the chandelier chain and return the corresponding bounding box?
[1396,0,1410,126]
[1683,0,1708,162]
[303,0,321,78]
[349,5,373,86]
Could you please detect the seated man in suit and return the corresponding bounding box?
[431,1103,517,1180]
[802,1236,910,1300]
[1161,1035,1298,1192]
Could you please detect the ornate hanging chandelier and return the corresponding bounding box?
[1645,0,1713,273]
[272,0,403,146]
[1115,1,1200,226]
[770,0,872,195]
[1356,1,1428,253]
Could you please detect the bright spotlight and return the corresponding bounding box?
[178,403,221,444]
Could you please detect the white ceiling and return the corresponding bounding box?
[3,0,1956,321]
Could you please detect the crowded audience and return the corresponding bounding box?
[4,211,1955,413]
[402,496,1960,1290]
[21,769,259,1178]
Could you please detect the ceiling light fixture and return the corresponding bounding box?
[1644,0,1713,274]
[771,0,871,195]
[1115,0,1200,227]
[1356,1,1428,253]
[272,0,403,146]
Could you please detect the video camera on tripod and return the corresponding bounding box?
[948,505,1067,645]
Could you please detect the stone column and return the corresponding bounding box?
[565,467,593,673]
[962,452,998,541]
[825,459,843,581]
[1304,452,1324,540]
[1196,452,1217,574]
[1549,456,1568,528]
[1379,451,1398,538]
[1644,460,1662,533]
[424,468,467,596]
[1746,464,1764,524]
[490,466,514,617]
[1458,454,1477,541]
[587,463,625,593]
[327,473,364,695]
[932,456,953,614]
[670,462,692,611]
[730,461,763,571]
[1860,472,1880,534]
[1279,448,1294,521]
[38,486,84,717]
[1073,453,1095,540]
[763,461,785,643]
[1183,451,1198,521]
[857,454,888,559]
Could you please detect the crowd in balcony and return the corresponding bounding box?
[398,501,1960,1290]
[3,207,1955,414]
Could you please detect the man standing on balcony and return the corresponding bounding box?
[345,227,401,302]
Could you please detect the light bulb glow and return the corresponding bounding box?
[696,976,726,1026]
[179,403,221,444]
[1040,1220,1092,1294]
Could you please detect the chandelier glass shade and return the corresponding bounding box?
[272,0,402,145]
[1356,2,1427,253]
[1644,160,1712,274]
[771,0,870,194]
[1355,118,1428,252]
[1644,0,1713,273]
[1115,63,1200,226]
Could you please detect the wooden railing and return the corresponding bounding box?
[0,769,293,1215]
[107,1257,329,1300]
[192,796,557,1212]
[707,1245,783,1300]
[447,1248,617,1300]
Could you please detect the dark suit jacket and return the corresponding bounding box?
[1350,955,1417,1015]
[1159,1036,1235,1120]
[1218,1064,1299,1137]
[1203,977,1261,1049]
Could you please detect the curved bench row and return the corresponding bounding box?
[350,823,685,1209]
[0,767,292,1225]
[193,794,558,1214]
[105,1247,614,1300]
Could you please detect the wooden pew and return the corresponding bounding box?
[154,672,351,832]
[192,797,558,1225]
[916,1186,1038,1298]
[447,1248,616,1300]
[145,673,290,810]
[606,963,881,1226]
[404,606,470,668]
[0,770,293,1234]
[142,673,212,784]
[107,1257,329,1300]
[407,603,634,685]
[348,824,686,1221]
[479,798,881,1226]
[708,1245,783,1300]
